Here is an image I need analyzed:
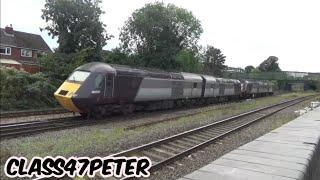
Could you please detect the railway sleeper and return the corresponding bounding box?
[159,144,185,153]
[166,142,190,150]
[192,133,211,141]
[205,128,230,135]
[147,148,172,158]
[188,135,208,142]
[195,132,213,139]
[173,139,195,147]
[181,137,202,145]
[151,147,176,157]
[140,151,165,164]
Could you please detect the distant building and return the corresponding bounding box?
[0,25,52,73]
[286,71,308,78]
[226,67,245,73]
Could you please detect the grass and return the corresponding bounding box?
[0,92,317,178]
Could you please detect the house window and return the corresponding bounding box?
[21,49,32,57]
[0,46,11,55]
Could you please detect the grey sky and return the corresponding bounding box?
[1,0,319,72]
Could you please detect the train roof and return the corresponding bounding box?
[76,62,116,73]
[201,75,218,83]
[244,80,273,85]
[216,78,240,84]
[75,62,240,84]
[181,72,203,82]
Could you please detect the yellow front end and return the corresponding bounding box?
[54,81,81,112]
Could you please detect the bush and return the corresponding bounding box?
[0,66,58,111]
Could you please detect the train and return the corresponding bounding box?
[54,62,273,118]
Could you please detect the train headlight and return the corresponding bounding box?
[91,90,101,94]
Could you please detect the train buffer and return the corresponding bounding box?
[179,106,320,180]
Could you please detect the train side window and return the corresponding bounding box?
[193,83,197,88]
[94,74,105,90]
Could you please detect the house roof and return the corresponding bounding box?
[0,28,52,52]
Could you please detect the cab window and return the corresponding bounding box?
[94,74,105,90]
[68,71,90,82]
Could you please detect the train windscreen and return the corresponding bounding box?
[67,71,91,82]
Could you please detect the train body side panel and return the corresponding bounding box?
[134,77,172,101]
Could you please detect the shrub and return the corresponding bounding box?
[0,66,58,111]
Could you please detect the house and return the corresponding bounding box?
[0,25,52,73]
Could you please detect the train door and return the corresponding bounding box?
[219,83,225,96]
[211,84,215,97]
[201,78,206,97]
[235,83,241,95]
[248,83,253,93]
[92,73,106,103]
[172,80,183,99]
[104,73,114,98]
[191,82,197,97]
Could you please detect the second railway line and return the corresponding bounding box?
[0,94,317,139]
[0,108,69,119]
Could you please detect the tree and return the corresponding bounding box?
[175,49,202,73]
[120,2,203,70]
[41,0,111,57]
[258,56,281,72]
[202,45,226,77]
[103,48,135,66]
[251,68,261,73]
[39,48,92,86]
[245,65,254,73]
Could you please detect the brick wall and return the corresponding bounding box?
[22,64,41,74]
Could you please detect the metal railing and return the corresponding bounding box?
[224,71,320,81]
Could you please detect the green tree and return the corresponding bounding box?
[120,2,203,70]
[202,45,226,77]
[39,49,92,86]
[41,0,111,58]
[251,68,261,73]
[175,49,202,73]
[258,56,281,72]
[103,48,135,66]
[245,65,255,73]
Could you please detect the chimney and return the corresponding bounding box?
[4,24,14,35]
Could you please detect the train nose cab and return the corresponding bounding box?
[54,70,91,112]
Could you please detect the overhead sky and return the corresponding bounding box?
[1,0,319,72]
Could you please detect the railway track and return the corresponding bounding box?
[109,95,315,177]
[0,95,316,139]
[0,116,86,138]
[0,102,234,139]
[0,108,69,118]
